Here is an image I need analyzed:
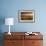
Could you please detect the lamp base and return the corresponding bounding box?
[8,32,11,35]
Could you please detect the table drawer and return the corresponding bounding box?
[4,40,24,46]
[4,40,16,46]
[25,35,43,40]
[24,40,43,46]
[4,35,24,40]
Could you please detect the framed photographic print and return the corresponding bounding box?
[18,10,35,23]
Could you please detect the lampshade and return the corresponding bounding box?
[5,18,14,25]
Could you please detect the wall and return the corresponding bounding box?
[0,0,46,32]
[0,0,46,46]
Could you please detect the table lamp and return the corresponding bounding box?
[5,18,14,35]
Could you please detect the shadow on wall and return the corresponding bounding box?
[0,16,5,46]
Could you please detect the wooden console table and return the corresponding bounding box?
[4,32,43,46]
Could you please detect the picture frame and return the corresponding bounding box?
[18,10,35,23]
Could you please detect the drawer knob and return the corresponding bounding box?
[32,42,35,44]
